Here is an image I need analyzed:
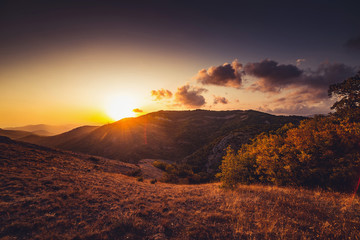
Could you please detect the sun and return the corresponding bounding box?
[105,95,138,121]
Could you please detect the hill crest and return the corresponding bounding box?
[1,110,305,173]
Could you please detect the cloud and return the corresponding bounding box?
[258,104,320,116]
[151,89,173,100]
[275,87,329,106]
[344,36,360,50]
[301,62,356,90]
[250,61,357,115]
[257,88,330,115]
[174,84,207,108]
[153,59,356,115]
[245,60,355,98]
[193,59,355,95]
[213,96,229,104]
[133,108,143,113]
[296,58,306,66]
[194,60,243,88]
[245,59,303,92]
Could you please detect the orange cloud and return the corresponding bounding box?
[151,89,173,100]
[213,96,229,104]
[133,108,143,113]
[194,60,243,88]
[174,84,207,108]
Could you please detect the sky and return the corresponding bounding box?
[1,0,360,127]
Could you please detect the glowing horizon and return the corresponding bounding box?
[1,1,358,128]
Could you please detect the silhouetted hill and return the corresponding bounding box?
[15,110,305,167]
[1,136,359,239]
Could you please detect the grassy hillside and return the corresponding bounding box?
[1,136,359,239]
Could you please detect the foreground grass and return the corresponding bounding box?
[0,137,359,239]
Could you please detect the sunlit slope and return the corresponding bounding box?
[0,136,359,239]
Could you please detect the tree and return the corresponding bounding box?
[216,146,241,188]
[328,72,360,122]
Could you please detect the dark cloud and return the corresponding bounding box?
[194,60,243,88]
[248,61,357,115]
[174,85,207,108]
[245,60,355,97]
[194,60,355,99]
[133,108,143,113]
[213,96,229,104]
[155,59,356,115]
[151,89,173,100]
[257,78,351,116]
[344,36,360,50]
[245,60,303,92]
[301,62,356,89]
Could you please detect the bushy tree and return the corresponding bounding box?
[329,71,360,122]
[217,147,240,188]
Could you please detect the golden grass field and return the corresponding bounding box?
[1,137,359,239]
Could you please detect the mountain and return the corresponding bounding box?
[4,124,79,136]
[0,128,34,139]
[1,136,358,239]
[17,110,305,168]
[19,125,100,148]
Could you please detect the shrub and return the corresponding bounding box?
[128,169,142,177]
[152,160,168,171]
[160,173,179,183]
[88,156,100,163]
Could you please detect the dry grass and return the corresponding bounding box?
[0,138,359,239]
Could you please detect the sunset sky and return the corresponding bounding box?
[1,0,359,127]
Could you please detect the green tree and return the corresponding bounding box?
[328,72,360,122]
[217,146,241,188]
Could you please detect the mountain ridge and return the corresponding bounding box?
[4,124,79,136]
[3,110,305,173]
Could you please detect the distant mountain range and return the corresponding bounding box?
[3,124,79,136]
[0,110,305,173]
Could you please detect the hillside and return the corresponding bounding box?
[1,136,359,239]
[15,110,305,168]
